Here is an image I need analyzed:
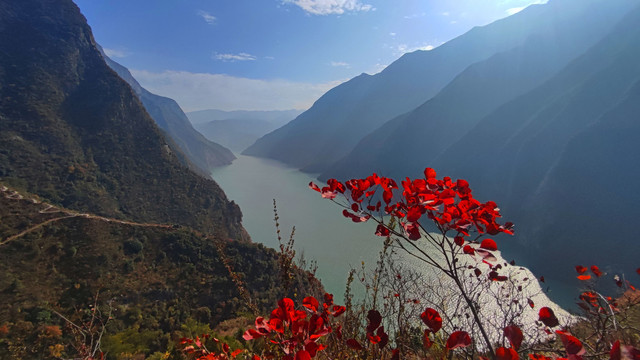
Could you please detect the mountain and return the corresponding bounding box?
[187,109,302,124]
[101,51,235,174]
[0,0,247,237]
[0,184,320,359]
[0,0,321,357]
[424,4,640,295]
[321,0,636,181]
[243,0,626,173]
[187,109,301,152]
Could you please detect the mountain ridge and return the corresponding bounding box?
[243,0,617,173]
[320,0,636,182]
[101,50,236,174]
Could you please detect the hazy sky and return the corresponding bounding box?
[74,0,546,111]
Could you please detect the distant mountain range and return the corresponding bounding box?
[188,109,301,152]
[243,0,635,174]
[243,0,640,295]
[101,50,235,174]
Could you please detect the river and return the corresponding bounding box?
[211,154,383,297]
[211,154,576,311]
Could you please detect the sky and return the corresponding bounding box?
[73,0,547,112]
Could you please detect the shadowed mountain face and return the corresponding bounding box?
[101,52,235,174]
[242,0,634,174]
[0,0,243,238]
[422,4,640,294]
[320,0,636,182]
[188,109,302,152]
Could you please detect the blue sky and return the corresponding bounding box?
[74,0,546,111]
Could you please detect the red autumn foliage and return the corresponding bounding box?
[446,331,472,350]
[420,308,443,333]
[504,325,523,351]
[538,307,560,328]
[496,347,519,360]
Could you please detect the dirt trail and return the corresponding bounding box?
[0,183,173,246]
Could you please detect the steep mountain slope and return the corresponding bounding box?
[101,52,235,174]
[243,0,628,173]
[0,185,319,359]
[428,4,640,290]
[320,0,635,181]
[0,0,242,238]
[0,1,320,358]
[188,109,301,152]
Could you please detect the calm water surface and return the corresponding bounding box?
[211,154,577,309]
[211,154,383,297]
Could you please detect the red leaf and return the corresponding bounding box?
[375,224,390,237]
[636,268,640,276]
[305,342,320,357]
[367,334,381,344]
[538,307,559,327]
[446,331,471,350]
[331,305,346,317]
[383,189,393,204]
[231,349,243,358]
[423,330,433,349]
[454,236,464,246]
[577,275,591,281]
[504,325,523,351]
[295,350,312,360]
[302,297,319,313]
[496,347,519,360]
[309,182,321,192]
[528,298,535,309]
[590,265,603,277]
[391,349,400,360]
[575,266,587,274]
[463,245,475,255]
[346,339,363,350]
[556,331,585,356]
[420,308,442,333]
[611,340,621,360]
[424,168,437,179]
[480,238,498,251]
[366,310,382,333]
[243,328,265,341]
[407,206,422,222]
[377,326,389,348]
[403,222,421,240]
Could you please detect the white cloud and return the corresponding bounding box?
[369,63,388,74]
[505,6,525,15]
[330,61,350,67]
[214,52,257,62]
[505,0,547,15]
[283,0,374,15]
[103,48,129,58]
[389,32,396,37]
[441,11,450,16]
[130,69,346,111]
[197,10,216,24]
[403,12,425,19]
[396,43,435,56]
